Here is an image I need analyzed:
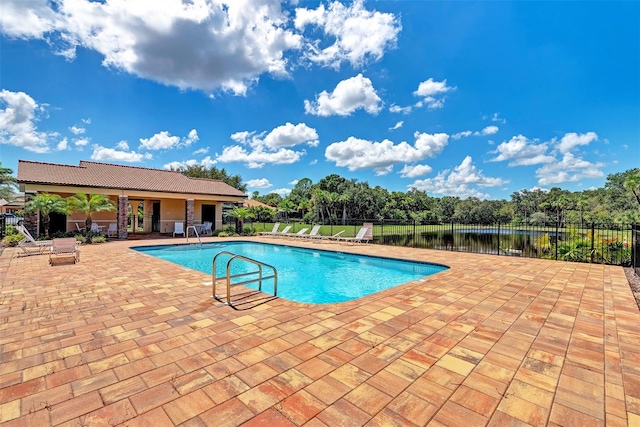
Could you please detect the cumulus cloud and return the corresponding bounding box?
[389,104,412,114]
[399,164,432,178]
[219,123,316,168]
[480,125,499,135]
[410,156,506,199]
[557,131,598,154]
[413,78,454,109]
[389,121,403,131]
[139,129,198,150]
[289,179,299,185]
[325,132,449,175]
[193,147,209,155]
[81,117,91,124]
[489,135,555,166]
[56,137,69,151]
[272,188,292,196]
[0,0,303,95]
[263,122,319,148]
[0,89,51,153]
[115,141,129,150]
[304,74,382,116]
[246,178,272,189]
[91,146,153,163]
[295,0,401,68]
[69,125,85,135]
[535,152,604,185]
[451,131,472,140]
[163,155,217,170]
[74,137,90,147]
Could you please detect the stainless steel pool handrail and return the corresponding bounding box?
[186,225,202,246]
[212,251,278,305]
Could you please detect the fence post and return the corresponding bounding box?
[497,222,500,256]
[413,220,417,248]
[590,223,595,263]
[451,221,454,251]
[555,222,559,261]
[381,220,384,245]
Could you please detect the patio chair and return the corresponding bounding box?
[337,227,370,245]
[106,223,117,237]
[310,229,345,243]
[90,223,102,234]
[300,225,322,239]
[258,223,281,236]
[200,221,213,236]
[173,222,185,237]
[284,228,308,239]
[16,225,53,256]
[49,237,80,265]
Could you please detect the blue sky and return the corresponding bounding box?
[1,0,638,200]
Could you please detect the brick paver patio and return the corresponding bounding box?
[1,236,639,426]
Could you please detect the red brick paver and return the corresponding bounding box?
[1,236,639,426]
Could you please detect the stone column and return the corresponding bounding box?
[118,195,129,239]
[185,199,195,230]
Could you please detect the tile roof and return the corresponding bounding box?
[17,160,247,197]
[243,199,277,209]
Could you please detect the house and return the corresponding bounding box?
[17,160,247,238]
[0,193,25,215]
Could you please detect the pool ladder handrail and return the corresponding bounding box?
[186,225,202,246]
[212,251,278,305]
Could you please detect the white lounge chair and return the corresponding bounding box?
[337,227,370,245]
[16,225,53,256]
[258,223,281,236]
[173,222,185,237]
[49,237,80,265]
[273,225,292,237]
[300,225,322,239]
[310,229,345,243]
[284,228,308,239]
[106,223,117,237]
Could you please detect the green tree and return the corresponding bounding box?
[23,193,69,238]
[66,192,116,238]
[226,207,254,233]
[174,165,247,192]
[0,163,17,202]
[278,199,296,222]
[624,171,640,208]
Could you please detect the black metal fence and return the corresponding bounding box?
[0,215,5,240]
[633,223,639,276]
[240,218,634,266]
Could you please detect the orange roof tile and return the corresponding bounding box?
[17,160,247,197]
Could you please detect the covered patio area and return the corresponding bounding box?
[0,237,638,426]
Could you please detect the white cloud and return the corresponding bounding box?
[162,155,217,170]
[272,188,292,196]
[325,132,449,175]
[399,164,432,178]
[304,74,382,116]
[193,147,209,155]
[413,78,454,109]
[389,121,403,131]
[1,0,303,95]
[535,152,604,185]
[139,129,197,150]
[489,135,555,166]
[246,178,272,189]
[0,89,51,153]
[410,156,506,199]
[389,104,412,114]
[480,125,499,136]
[56,137,69,151]
[217,145,303,169]
[289,179,299,185]
[74,137,90,147]
[557,131,598,154]
[263,122,318,148]
[91,146,153,163]
[309,159,318,165]
[295,0,401,68]
[489,112,506,124]
[116,140,129,150]
[451,131,472,140]
[81,117,91,124]
[69,125,85,135]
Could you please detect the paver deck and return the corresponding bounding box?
[1,236,639,426]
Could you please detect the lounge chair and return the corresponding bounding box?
[173,222,185,237]
[49,237,80,265]
[272,225,292,237]
[300,225,322,239]
[310,229,345,243]
[106,223,117,237]
[258,223,281,236]
[16,225,53,256]
[337,227,370,245]
[284,228,308,239]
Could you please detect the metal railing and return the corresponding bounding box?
[186,225,202,246]
[633,223,639,276]
[211,251,278,306]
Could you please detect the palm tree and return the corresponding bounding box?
[66,192,116,237]
[226,207,254,233]
[0,163,17,202]
[278,199,296,222]
[23,193,69,238]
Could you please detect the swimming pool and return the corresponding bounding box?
[134,241,448,304]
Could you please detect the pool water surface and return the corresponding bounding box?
[135,241,448,304]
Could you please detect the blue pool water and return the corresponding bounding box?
[134,241,448,304]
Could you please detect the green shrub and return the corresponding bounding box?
[242,226,256,236]
[222,225,236,234]
[75,235,87,244]
[91,235,107,244]
[2,233,24,247]
[211,229,221,236]
[218,231,231,237]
